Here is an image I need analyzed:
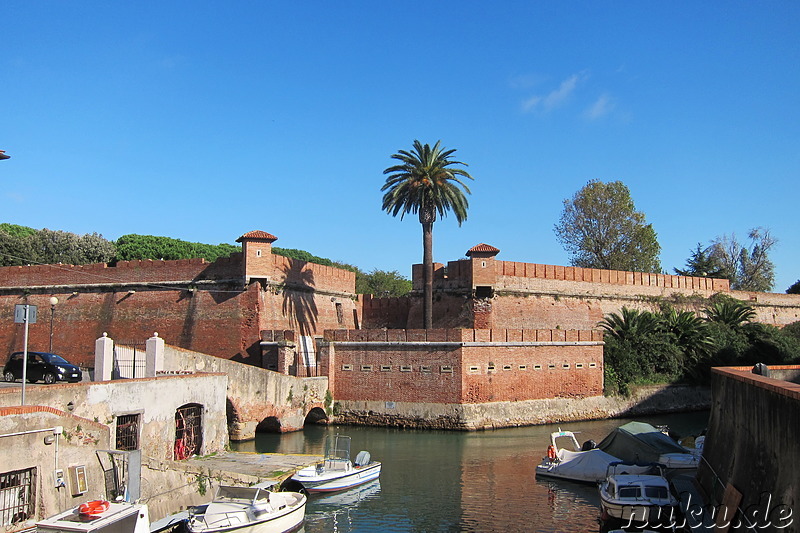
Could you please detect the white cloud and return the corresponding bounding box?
[584,93,615,120]
[522,71,588,113]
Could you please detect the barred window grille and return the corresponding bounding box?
[0,468,35,526]
[116,414,141,451]
[174,404,203,460]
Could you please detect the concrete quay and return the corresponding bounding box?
[183,451,323,484]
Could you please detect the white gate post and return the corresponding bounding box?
[94,333,114,381]
[145,332,165,377]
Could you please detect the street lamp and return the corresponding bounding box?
[49,296,58,352]
[0,150,10,160]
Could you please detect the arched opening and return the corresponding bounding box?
[304,407,328,426]
[256,416,282,433]
[174,403,203,460]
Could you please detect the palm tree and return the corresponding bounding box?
[382,140,474,328]
[703,297,756,330]
[598,307,661,342]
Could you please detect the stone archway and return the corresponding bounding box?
[304,407,328,425]
[256,416,282,433]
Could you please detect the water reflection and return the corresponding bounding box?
[233,412,708,532]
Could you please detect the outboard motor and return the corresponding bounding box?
[752,362,770,377]
[354,451,371,467]
[581,439,597,451]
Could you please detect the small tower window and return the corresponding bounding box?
[256,249,262,257]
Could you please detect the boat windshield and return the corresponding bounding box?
[325,435,352,462]
[644,486,669,499]
[215,486,267,504]
[618,486,641,499]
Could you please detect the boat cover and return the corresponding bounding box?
[547,448,624,483]
[597,422,689,464]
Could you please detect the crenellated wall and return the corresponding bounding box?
[395,257,800,330]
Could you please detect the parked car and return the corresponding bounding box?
[3,352,82,384]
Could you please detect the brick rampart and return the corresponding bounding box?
[0,254,358,367]
[321,328,604,407]
[398,257,800,330]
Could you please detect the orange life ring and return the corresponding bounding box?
[546,445,557,460]
[78,500,110,516]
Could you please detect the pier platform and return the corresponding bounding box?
[184,451,323,483]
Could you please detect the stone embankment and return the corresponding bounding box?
[334,384,711,430]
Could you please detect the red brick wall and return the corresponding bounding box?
[272,255,355,295]
[324,329,463,404]
[323,329,603,405]
[413,257,731,293]
[0,254,358,368]
[360,295,411,329]
[0,256,242,287]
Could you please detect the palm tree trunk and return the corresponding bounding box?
[422,220,434,329]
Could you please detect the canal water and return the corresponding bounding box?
[231,411,709,533]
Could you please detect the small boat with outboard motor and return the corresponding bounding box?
[285,434,381,494]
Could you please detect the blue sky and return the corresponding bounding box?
[2,2,798,292]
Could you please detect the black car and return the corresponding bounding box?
[3,351,82,384]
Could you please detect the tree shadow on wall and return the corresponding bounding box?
[280,259,318,336]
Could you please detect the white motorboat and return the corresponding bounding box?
[288,434,381,494]
[36,500,150,533]
[535,430,650,484]
[598,462,679,526]
[187,485,306,533]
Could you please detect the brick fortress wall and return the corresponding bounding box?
[367,253,800,330]
[320,328,604,405]
[0,234,359,367]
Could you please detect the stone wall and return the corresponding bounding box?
[697,365,799,530]
[333,383,711,430]
[162,344,329,440]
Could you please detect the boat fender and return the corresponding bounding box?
[78,500,110,516]
[546,445,557,460]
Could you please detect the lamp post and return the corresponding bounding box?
[49,296,58,352]
[0,150,10,160]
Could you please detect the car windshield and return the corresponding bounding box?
[41,354,69,365]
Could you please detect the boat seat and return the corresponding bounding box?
[354,451,370,467]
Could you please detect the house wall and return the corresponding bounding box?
[0,374,228,461]
[0,407,111,532]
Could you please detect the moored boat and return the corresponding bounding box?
[598,462,680,526]
[287,434,381,494]
[535,429,650,484]
[187,485,306,533]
